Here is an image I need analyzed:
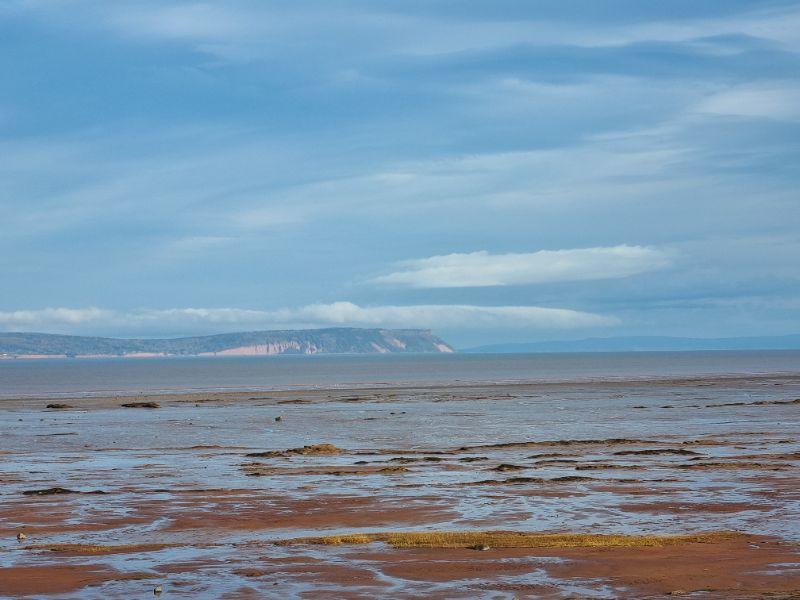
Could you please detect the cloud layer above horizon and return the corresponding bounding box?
[374,245,672,288]
[1,1,799,345]
[0,303,616,337]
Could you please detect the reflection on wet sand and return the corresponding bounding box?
[1,374,799,598]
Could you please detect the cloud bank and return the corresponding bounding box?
[0,302,616,336]
[374,246,672,288]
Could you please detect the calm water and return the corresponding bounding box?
[1,350,799,398]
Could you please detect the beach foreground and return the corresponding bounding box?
[2,374,799,598]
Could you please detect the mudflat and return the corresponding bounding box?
[2,374,799,598]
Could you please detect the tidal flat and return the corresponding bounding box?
[2,374,800,598]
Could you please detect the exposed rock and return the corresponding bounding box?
[458,438,656,452]
[491,463,525,472]
[677,461,785,471]
[243,464,408,477]
[388,456,445,464]
[614,448,701,456]
[22,487,77,496]
[246,443,343,458]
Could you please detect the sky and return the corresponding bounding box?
[1,0,799,347]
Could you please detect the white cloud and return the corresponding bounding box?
[14,0,800,73]
[0,302,616,335]
[373,245,672,288]
[273,302,616,329]
[111,3,249,41]
[160,236,235,260]
[88,3,800,58]
[230,206,308,229]
[0,307,115,329]
[695,83,800,121]
[398,5,800,55]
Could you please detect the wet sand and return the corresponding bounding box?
[1,374,799,598]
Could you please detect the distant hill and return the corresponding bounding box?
[463,334,800,354]
[0,328,454,359]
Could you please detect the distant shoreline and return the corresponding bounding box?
[0,327,454,359]
[463,334,800,354]
[5,346,800,361]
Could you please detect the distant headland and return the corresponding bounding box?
[0,328,454,359]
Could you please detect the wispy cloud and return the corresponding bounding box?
[110,3,250,42]
[0,308,116,329]
[695,82,800,121]
[0,302,616,336]
[57,1,800,57]
[273,302,617,330]
[373,246,672,288]
[158,236,237,261]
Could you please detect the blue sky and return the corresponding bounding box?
[1,1,799,346]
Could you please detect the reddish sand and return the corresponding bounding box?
[1,492,454,538]
[6,536,798,598]
[344,535,800,597]
[547,536,800,597]
[0,565,155,597]
[161,493,455,532]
